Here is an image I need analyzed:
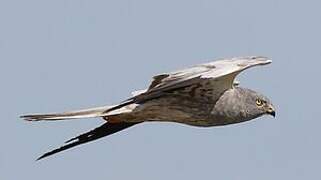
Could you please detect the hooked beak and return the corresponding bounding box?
[266,105,276,117]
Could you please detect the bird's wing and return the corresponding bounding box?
[105,56,271,113]
[36,122,140,160]
[136,56,271,102]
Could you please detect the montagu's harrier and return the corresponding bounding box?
[21,56,276,160]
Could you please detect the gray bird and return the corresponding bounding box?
[21,56,276,160]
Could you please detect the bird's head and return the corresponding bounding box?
[211,87,276,126]
[240,88,276,119]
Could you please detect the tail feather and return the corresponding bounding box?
[37,122,140,160]
[21,105,113,121]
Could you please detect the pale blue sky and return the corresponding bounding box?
[1,0,321,179]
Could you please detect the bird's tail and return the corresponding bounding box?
[20,105,114,121]
[37,122,140,160]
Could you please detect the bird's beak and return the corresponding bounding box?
[266,105,276,118]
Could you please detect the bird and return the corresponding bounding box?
[21,56,276,160]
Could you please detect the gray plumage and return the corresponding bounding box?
[21,56,276,160]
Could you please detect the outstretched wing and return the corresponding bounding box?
[148,56,271,91]
[137,56,271,101]
[106,56,271,113]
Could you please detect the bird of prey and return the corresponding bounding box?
[21,56,276,160]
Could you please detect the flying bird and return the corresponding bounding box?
[21,56,276,160]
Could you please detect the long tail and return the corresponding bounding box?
[37,122,140,160]
[20,105,113,121]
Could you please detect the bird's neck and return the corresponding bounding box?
[210,87,255,125]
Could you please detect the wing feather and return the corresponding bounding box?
[105,56,271,113]
[135,56,271,102]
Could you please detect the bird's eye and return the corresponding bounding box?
[256,99,264,106]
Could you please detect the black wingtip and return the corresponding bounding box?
[37,155,46,161]
[36,145,70,161]
[36,146,69,161]
[35,122,140,160]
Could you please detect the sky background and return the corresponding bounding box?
[1,0,321,179]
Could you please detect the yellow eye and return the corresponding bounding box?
[256,99,264,106]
